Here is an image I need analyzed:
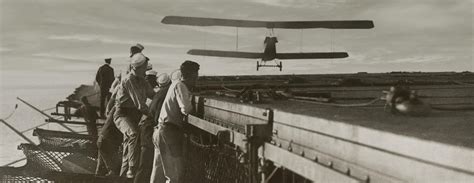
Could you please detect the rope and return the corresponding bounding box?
[299,29,303,53]
[1,104,18,121]
[220,84,245,93]
[219,77,246,93]
[290,97,382,107]
[452,81,474,86]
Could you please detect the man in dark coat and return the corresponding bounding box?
[96,58,115,117]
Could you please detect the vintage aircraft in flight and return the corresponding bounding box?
[162,16,374,71]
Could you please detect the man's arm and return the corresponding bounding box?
[145,80,155,99]
[124,78,150,115]
[106,91,117,115]
[95,67,102,86]
[176,82,193,115]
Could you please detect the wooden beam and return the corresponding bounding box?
[261,143,361,183]
[188,115,248,150]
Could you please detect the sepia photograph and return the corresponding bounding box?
[1,0,473,182]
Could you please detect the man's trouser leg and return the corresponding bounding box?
[134,146,154,183]
[114,112,140,177]
[97,138,121,175]
[134,123,155,183]
[150,128,165,183]
[158,124,184,183]
[95,151,107,176]
[99,90,107,117]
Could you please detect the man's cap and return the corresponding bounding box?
[135,43,144,51]
[130,53,147,69]
[146,70,157,76]
[157,73,171,86]
[170,69,182,82]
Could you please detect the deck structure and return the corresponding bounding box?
[1,72,473,182]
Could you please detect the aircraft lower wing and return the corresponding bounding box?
[162,16,374,29]
[276,52,348,59]
[187,49,263,59]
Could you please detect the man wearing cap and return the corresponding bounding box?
[145,70,158,89]
[96,58,115,117]
[170,69,182,83]
[136,73,172,183]
[128,44,145,73]
[151,61,200,183]
[114,50,154,178]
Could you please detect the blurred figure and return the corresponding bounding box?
[74,96,99,137]
[136,73,171,183]
[145,70,158,89]
[114,46,154,178]
[96,58,115,118]
[152,61,200,183]
[96,83,123,176]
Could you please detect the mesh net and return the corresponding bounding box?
[18,143,97,173]
[0,164,52,183]
[33,128,97,150]
[184,135,249,183]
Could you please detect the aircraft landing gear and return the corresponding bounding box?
[257,60,283,71]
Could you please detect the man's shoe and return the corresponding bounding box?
[126,169,135,178]
[105,170,116,177]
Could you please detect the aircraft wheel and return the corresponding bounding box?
[256,61,259,71]
[279,61,282,71]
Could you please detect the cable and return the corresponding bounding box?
[236,27,239,51]
[431,105,474,111]
[290,97,382,107]
[41,106,56,112]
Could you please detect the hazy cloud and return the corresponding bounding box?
[48,34,189,48]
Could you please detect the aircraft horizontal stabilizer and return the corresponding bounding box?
[187,49,263,59]
[162,16,374,29]
[276,52,348,59]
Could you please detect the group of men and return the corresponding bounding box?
[91,43,199,183]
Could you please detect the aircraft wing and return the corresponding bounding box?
[187,49,263,59]
[276,52,348,59]
[162,16,374,29]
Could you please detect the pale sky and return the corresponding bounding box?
[0,0,473,84]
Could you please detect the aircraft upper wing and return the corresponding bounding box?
[162,16,374,29]
[187,49,263,59]
[276,52,348,59]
